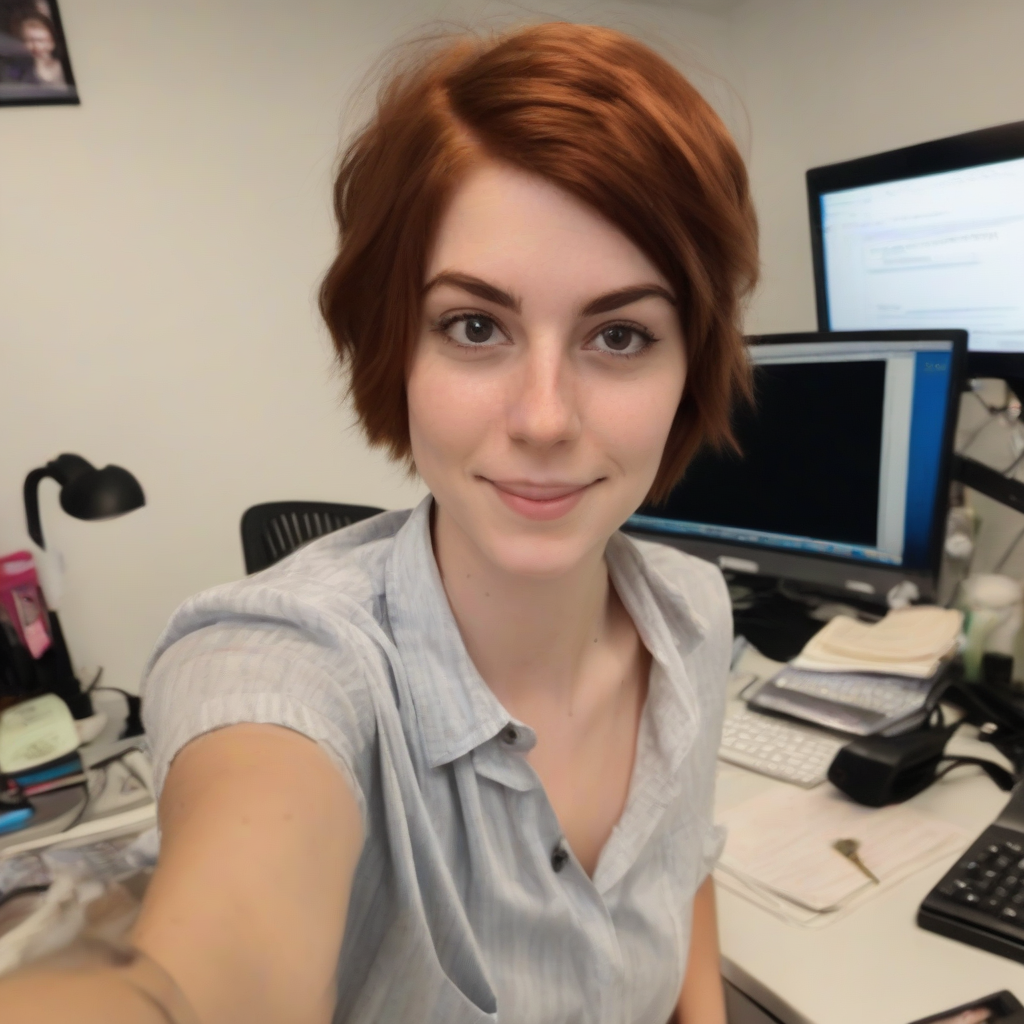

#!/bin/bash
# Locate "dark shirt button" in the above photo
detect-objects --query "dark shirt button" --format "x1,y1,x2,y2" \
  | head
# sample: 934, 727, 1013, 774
500, 725, 520, 745
551, 844, 569, 873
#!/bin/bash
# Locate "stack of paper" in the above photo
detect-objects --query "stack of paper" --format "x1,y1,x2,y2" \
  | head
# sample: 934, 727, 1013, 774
715, 785, 969, 925
792, 606, 963, 678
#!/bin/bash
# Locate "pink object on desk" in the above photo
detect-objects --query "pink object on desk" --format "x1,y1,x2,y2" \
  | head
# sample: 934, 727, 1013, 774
0, 551, 52, 658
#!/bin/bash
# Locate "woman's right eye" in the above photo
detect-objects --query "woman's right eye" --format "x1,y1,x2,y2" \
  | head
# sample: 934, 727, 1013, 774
437, 314, 504, 347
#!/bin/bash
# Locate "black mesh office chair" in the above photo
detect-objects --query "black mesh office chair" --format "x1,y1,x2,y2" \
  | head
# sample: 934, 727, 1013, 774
240, 501, 384, 574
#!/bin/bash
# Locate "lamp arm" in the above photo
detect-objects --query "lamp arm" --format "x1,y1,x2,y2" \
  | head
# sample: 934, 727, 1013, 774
23, 466, 55, 549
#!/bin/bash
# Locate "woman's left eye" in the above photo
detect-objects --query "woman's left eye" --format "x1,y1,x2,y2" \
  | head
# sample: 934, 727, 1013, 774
587, 324, 656, 357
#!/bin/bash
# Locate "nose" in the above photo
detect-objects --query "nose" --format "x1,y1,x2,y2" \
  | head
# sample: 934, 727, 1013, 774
506, 337, 582, 449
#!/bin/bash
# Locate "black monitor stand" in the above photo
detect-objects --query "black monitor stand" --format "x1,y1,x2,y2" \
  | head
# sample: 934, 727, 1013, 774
728, 573, 883, 663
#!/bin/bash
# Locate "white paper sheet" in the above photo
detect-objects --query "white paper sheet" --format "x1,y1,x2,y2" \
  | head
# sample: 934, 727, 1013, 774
718, 785, 970, 913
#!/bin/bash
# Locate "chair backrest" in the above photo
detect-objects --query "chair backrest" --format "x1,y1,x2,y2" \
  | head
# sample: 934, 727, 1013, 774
240, 501, 384, 574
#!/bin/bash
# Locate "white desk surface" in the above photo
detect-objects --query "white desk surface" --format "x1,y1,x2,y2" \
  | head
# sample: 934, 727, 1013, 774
716, 720, 1024, 1024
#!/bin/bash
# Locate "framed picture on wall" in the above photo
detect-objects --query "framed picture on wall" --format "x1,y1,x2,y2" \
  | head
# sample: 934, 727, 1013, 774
0, 0, 78, 107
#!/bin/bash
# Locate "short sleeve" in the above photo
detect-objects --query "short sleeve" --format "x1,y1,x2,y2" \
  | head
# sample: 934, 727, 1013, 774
700, 822, 727, 881
141, 590, 382, 824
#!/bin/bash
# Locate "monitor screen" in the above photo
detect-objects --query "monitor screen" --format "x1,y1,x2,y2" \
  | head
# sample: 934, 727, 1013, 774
820, 158, 1024, 354
628, 333, 964, 598
807, 120, 1024, 378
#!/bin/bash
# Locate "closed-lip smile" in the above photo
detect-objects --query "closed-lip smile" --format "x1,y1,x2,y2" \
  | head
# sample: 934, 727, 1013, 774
483, 478, 598, 521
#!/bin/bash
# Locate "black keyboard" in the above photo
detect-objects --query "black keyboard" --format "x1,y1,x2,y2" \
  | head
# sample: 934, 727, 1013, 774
919, 823, 1024, 963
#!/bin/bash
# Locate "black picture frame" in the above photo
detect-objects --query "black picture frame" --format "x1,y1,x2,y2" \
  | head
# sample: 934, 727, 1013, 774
0, 0, 78, 107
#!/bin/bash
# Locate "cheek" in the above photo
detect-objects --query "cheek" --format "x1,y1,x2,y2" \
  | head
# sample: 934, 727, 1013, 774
406, 352, 499, 469
589, 367, 686, 476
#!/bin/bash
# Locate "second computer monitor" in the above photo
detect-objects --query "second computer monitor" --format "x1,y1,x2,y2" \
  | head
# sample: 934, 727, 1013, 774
628, 331, 966, 603
807, 119, 1024, 381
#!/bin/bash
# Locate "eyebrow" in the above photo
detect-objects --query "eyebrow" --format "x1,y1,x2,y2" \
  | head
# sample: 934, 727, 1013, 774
580, 285, 676, 316
424, 272, 521, 313
423, 273, 676, 318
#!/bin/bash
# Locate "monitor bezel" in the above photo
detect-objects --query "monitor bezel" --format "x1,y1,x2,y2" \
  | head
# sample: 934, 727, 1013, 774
806, 119, 1024, 380
627, 330, 968, 604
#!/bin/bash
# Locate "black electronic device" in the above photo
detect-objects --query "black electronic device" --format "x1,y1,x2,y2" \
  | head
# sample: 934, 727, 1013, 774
808, 119, 1024, 386
828, 723, 960, 806
629, 331, 966, 615
908, 991, 1024, 1024
919, 783, 1024, 964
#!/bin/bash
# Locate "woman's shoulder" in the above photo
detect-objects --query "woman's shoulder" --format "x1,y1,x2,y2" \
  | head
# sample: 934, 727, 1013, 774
154, 508, 412, 660
141, 509, 415, 806
614, 531, 730, 621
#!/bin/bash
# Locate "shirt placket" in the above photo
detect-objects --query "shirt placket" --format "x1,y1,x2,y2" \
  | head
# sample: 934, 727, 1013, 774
473, 724, 631, 1024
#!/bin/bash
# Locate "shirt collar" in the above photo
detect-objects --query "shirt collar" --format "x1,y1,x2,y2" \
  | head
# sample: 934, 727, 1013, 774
384, 498, 710, 772
384, 498, 516, 769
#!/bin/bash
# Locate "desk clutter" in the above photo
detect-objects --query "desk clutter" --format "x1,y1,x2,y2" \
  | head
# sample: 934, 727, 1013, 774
715, 784, 969, 926
0, 690, 156, 976
719, 608, 966, 790
718, 611, 1024, 969
746, 606, 963, 738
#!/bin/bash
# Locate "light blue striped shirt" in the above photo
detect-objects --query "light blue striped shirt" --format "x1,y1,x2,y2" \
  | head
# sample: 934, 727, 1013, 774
142, 497, 731, 1024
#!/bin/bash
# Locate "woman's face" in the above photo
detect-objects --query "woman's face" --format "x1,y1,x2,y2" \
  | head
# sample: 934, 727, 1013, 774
21, 20, 55, 60
407, 161, 687, 578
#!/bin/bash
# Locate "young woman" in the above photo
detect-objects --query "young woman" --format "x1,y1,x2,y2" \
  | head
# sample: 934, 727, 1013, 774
1, 22, 757, 1024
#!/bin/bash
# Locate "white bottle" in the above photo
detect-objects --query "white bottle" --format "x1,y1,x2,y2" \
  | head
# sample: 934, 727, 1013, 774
959, 573, 1024, 682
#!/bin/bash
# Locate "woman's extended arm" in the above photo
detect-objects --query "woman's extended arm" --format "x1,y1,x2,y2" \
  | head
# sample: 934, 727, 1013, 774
676, 875, 727, 1024
0, 723, 364, 1024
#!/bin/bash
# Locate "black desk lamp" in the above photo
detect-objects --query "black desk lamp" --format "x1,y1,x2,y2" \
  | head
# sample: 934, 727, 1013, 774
16, 454, 146, 718
24, 454, 144, 550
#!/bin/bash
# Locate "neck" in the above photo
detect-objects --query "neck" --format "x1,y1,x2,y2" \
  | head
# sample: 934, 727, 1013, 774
432, 504, 613, 708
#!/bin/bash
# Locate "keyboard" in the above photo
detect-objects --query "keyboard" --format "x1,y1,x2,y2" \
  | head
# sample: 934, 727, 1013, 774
718, 708, 846, 787
919, 822, 1024, 964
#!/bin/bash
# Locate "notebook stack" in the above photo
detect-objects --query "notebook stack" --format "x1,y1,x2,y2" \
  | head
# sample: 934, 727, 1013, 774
748, 607, 964, 736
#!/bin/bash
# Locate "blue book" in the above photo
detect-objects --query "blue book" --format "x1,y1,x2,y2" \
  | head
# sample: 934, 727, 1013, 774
0, 806, 34, 834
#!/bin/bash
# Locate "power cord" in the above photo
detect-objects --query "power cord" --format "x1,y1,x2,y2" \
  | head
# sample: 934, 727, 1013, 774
85, 669, 144, 738
932, 755, 1015, 791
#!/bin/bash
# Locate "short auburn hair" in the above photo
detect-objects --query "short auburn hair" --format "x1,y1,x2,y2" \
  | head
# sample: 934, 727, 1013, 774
320, 22, 758, 502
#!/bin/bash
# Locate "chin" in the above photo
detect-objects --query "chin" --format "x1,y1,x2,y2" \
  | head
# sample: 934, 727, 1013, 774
477, 527, 600, 579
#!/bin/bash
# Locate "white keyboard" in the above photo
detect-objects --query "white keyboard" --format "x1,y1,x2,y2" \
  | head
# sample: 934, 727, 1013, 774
772, 669, 928, 718
718, 708, 846, 787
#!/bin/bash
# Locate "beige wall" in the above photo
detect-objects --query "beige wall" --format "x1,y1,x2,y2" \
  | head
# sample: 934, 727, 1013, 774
0, 0, 731, 694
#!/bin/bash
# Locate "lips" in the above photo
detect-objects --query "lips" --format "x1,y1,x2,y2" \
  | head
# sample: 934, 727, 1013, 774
484, 478, 596, 521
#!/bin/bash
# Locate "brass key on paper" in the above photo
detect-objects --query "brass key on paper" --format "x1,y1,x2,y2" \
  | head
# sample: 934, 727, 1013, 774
833, 838, 879, 884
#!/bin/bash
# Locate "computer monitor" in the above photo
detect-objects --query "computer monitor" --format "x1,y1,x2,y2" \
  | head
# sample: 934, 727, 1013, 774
807, 120, 1024, 383
627, 331, 966, 604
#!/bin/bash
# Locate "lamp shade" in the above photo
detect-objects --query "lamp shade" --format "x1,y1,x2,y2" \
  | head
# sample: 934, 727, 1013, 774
24, 454, 146, 549
60, 464, 145, 522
